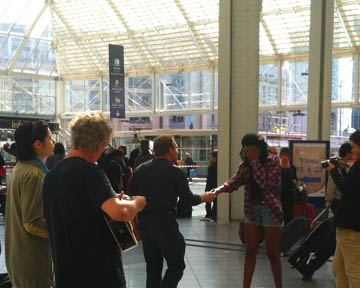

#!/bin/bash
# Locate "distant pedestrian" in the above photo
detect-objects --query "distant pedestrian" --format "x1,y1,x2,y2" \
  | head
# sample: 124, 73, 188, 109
46, 142, 66, 170
184, 153, 194, 181
201, 151, 218, 222
279, 147, 297, 224
134, 139, 153, 169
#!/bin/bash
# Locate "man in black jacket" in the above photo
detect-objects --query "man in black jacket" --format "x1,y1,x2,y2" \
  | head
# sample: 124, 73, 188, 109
327, 129, 360, 288
201, 151, 218, 222
128, 136, 215, 288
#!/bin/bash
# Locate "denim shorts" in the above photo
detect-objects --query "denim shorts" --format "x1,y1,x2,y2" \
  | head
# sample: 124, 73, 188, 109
245, 204, 282, 227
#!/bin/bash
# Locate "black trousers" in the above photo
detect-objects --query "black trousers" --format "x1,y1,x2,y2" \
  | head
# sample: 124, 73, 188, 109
282, 202, 294, 225
205, 198, 217, 220
140, 221, 186, 288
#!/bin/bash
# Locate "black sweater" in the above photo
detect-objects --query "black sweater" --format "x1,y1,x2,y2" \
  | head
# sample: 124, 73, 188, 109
128, 158, 201, 221
205, 161, 217, 191
331, 159, 360, 232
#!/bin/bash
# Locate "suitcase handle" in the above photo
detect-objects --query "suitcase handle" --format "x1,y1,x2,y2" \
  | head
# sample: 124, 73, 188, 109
311, 207, 329, 228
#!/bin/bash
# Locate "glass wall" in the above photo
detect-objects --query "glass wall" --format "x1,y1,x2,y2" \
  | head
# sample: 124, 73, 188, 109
259, 64, 278, 105
0, 75, 55, 115
126, 76, 152, 112
281, 61, 309, 105
330, 108, 360, 148
189, 70, 211, 109
332, 57, 355, 103
65, 80, 101, 113
179, 136, 213, 162
157, 72, 188, 110
259, 110, 307, 147
62, 56, 360, 153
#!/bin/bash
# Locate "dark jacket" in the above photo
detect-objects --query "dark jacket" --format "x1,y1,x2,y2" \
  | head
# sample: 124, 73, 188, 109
331, 158, 360, 232
46, 153, 65, 170
129, 148, 140, 169
128, 158, 201, 222
205, 161, 217, 191
134, 152, 153, 169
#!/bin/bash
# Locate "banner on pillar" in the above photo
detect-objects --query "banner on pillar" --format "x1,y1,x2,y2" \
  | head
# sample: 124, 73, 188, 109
109, 44, 125, 119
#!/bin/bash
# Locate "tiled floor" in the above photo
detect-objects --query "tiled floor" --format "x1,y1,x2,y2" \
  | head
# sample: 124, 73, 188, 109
0, 179, 336, 287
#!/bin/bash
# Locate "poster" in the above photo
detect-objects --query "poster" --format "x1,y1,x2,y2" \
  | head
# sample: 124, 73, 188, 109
109, 44, 125, 119
289, 141, 330, 198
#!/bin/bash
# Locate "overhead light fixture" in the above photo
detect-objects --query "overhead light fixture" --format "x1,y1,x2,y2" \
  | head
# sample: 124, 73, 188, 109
292, 110, 306, 116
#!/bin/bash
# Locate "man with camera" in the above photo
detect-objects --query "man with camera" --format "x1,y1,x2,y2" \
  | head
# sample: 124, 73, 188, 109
327, 130, 360, 287
325, 142, 354, 214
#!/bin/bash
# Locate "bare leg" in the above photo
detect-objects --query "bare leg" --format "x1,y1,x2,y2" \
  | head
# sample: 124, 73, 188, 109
264, 226, 282, 288
243, 223, 262, 288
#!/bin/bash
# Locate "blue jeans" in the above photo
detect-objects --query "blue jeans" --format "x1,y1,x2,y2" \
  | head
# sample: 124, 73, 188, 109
245, 204, 282, 227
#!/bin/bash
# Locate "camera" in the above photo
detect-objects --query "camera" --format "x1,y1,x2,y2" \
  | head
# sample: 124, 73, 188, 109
321, 156, 340, 169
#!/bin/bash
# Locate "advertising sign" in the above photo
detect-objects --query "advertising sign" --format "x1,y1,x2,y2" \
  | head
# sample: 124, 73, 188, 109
289, 141, 330, 199
109, 44, 125, 119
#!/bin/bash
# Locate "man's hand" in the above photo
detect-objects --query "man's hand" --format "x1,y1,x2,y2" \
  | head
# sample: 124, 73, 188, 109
118, 191, 131, 200
131, 196, 147, 212
326, 162, 335, 172
326, 201, 332, 208
201, 192, 216, 203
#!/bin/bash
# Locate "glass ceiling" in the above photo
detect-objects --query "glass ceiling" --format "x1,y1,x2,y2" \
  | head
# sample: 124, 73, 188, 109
1, 0, 360, 80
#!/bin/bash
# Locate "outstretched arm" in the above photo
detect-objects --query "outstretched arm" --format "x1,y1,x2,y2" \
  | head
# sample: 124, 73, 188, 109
213, 162, 249, 195
101, 196, 146, 222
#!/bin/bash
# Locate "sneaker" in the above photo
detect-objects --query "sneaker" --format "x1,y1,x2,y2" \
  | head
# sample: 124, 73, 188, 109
200, 217, 211, 222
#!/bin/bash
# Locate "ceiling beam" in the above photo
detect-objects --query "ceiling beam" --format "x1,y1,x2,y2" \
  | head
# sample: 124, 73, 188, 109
7, 2, 48, 73
105, 0, 154, 74
173, 0, 213, 66
51, 4, 104, 76
335, 0, 358, 54
260, 14, 280, 59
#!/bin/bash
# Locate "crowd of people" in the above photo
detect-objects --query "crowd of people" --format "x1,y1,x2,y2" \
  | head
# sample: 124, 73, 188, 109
1, 110, 360, 288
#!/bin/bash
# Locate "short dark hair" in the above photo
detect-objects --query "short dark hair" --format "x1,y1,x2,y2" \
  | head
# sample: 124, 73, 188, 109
241, 133, 269, 164
54, 142, 65, 155
108, 149, 123, 161
15, 121, 49, 161
339, 142, 352, 158
350, 129, 360, 147
210, 150, 217, 158
154, 136, 175, 156
140, 139, 149, 153
280, 147, 291, 157
118, 145, 127, 154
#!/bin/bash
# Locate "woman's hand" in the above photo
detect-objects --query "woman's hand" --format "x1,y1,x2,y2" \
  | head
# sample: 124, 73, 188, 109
243, 146, 260, 161
211, 185, 229, 196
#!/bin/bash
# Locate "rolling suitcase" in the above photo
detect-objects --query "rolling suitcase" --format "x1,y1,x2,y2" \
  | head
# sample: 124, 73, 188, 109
0, 273, 11, 288
288, 216, 336, 279
279, 216, 311, 254
293, 203, 316, 221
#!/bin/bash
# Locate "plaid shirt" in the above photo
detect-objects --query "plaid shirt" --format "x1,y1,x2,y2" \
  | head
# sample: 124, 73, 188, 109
224, 154, 283, 223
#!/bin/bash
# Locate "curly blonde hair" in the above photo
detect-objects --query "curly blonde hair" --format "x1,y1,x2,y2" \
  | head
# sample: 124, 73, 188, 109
69, 111, 113, 152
